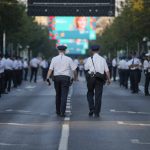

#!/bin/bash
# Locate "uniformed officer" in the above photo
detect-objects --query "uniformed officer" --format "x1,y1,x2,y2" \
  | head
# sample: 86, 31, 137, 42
4, 55, 13, 92
0, 54, 5, 97
30, 57, 40, 83
112, 57, 117, 81
23, 58, 29, 81
84, 45, 111, 117
128, 52, 141, 93
143, 53, 150, 96
46, 45, 77, 117
40, 58, 48, 81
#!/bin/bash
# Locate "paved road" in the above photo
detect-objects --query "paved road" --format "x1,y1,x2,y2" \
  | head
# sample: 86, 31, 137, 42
0, 78, 149, 150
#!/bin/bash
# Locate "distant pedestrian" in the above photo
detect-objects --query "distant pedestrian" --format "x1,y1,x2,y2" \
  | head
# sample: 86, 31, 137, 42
0, 54, 5, 97
128, 52, 141, 93
4, 55, 13, 92
112, 57, 117, 81
46, 45, 77, 117
40, 58, 48, 81
23, 58, 29, 81
30, 57, 40, 83
84, 45, 111, 117
143, 53, 150, 96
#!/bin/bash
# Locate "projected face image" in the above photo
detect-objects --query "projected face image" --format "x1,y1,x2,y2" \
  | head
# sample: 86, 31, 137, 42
74, 17, 87, 32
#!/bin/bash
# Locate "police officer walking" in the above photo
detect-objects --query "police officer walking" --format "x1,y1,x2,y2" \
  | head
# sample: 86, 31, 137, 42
30, 57, 40, 83
143, 53, 150, 96
46, 45, 77, 117
84, 45, 111, 117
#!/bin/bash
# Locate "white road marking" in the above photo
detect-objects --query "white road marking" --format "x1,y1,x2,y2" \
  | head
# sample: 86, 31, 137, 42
0, 143, 28, 146
117, 121, 150, 127
110, 109, 150, 115
131, 139, 150, 145
25, 85, 36, 89
5, 109, 13, 112
58, 124, 69, 150
64, 117, 70, 121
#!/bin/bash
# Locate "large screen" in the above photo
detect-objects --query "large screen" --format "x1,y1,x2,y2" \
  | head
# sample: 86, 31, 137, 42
48, 16, 97, 55
49, 16, 96, 40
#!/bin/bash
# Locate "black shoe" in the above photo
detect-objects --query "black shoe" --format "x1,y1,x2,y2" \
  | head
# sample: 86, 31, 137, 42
145, 93, 150, 96
60, 113, 65, 117
88, 111, 94, 116
56, 112, 61, 116
94, 114, 100, 118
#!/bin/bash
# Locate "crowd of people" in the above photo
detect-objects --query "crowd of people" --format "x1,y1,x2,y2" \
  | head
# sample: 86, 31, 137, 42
0, 54, 49, 98
106, 52, 150, 96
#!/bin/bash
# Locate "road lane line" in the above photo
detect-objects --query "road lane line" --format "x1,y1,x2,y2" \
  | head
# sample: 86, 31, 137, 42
58, 124, 69, 150
0, 143, 28, 146
117, 121, 150, 127
131, 139, 150, 145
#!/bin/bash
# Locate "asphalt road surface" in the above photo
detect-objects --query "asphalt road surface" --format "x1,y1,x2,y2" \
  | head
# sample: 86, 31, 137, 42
0, 77, 149, 150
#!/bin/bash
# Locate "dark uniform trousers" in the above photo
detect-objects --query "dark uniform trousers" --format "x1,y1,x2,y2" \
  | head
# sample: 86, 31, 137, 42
5, 70, 13, 92
54, 75, 70, 115
24, 68, 28, 81
0, 73, 3, 97
144, 72, 150, 95
130, 69, 139, 93
30, 67, 38, 82
112, 66, 117, 81
87, 77, 104, 115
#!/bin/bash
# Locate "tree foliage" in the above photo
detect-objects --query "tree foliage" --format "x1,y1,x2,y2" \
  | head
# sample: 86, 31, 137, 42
96, 0, 150, 57
0, 0, 55, 58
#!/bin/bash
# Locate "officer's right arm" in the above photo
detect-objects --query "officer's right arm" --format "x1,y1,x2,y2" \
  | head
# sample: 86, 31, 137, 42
70, 59, 78, 81
46, 59, 54, 85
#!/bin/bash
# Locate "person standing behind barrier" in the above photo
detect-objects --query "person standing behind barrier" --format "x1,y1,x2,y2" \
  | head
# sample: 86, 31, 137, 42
143, 53, 150, 96
0, 54, 5, 97
112, 57, 117, 81
4, 55, 13, 93
30, 57, 40, 83
23, 58, 29, 81
128, 52, 141, 93
84, 45, 111, 117
46, 45, 77, 117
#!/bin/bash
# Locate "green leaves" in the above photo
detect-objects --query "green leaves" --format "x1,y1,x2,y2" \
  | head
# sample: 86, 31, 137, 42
97, 0, 150, 56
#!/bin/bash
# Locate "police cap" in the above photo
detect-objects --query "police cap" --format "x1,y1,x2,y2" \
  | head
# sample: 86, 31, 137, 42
90, 45, 100, 51
57, 45, 67, 51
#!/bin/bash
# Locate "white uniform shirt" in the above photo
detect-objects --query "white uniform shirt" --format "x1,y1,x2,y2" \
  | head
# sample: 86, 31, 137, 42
18, 60, 23, 69
0, 59, 5, 73
118, 59, 127, 69
112, 58, 117, 67
30, 58, 40, 68
74, 59, 79, 67
84, 53, 109, 74
13, 60, 19, 70
5, 58, 13, 70
49, 54, 77, 77
128, 58, 141, 70
143, 60, 150, 72
40, 60, 48, 69
23, 60, 28, 68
